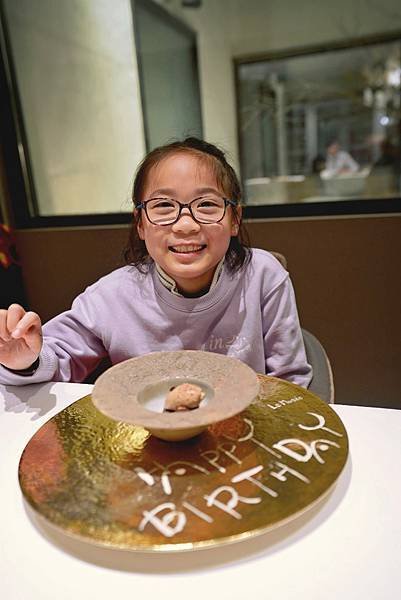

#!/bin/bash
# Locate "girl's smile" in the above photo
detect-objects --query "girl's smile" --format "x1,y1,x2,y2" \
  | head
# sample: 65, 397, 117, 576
168, 243, 207, 254
137, 153, 240, 295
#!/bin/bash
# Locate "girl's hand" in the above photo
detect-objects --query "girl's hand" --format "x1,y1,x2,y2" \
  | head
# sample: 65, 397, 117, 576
0, 304, 43, 370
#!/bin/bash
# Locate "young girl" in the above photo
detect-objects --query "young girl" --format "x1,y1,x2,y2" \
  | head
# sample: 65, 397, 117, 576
0, 138, 312, 387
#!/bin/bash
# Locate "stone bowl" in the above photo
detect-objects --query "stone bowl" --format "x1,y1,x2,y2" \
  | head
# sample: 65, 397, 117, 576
91, 350, 260, 441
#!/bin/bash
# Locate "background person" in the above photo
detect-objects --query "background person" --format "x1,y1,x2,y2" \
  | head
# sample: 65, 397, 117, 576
324, 139, 359, 177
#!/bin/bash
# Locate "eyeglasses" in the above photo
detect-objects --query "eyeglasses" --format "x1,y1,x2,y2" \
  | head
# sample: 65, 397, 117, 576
136, 196, 237, 225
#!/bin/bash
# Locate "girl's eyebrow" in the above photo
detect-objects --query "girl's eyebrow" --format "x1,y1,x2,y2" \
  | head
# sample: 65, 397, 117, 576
194, 187, 221, 195
149, 186, 221, 197
148, 188, 175, 197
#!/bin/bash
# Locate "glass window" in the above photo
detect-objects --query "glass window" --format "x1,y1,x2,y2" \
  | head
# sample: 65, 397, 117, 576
2, 0, 145, 217
237, 40, 401, 206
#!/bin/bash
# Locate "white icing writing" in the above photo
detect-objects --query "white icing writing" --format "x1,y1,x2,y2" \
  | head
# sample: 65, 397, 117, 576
231, 465, 278, 497
298, 412, 343, 437
139, 502, 186, 538
204, 485, 261, 519
273, 438, 341, 464
133, 411, 343, 538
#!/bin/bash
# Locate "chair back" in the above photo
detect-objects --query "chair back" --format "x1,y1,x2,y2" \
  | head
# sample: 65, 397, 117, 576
302, 328, 335, 404
269, 250, 335, 404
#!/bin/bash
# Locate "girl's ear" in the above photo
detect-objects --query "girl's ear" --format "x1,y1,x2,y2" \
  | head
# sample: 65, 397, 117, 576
231, 205, 242, 236
135, 209, 145, 240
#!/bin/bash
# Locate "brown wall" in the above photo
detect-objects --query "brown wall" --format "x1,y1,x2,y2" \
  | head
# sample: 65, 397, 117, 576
15, 215, 401, 409
247, 216, 401, 410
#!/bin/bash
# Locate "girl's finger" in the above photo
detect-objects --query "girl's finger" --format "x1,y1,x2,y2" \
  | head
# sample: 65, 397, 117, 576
24, 326, 43, 355
6, 304, 26, 334
11, 311, 42, 339
0, 309, 12, 341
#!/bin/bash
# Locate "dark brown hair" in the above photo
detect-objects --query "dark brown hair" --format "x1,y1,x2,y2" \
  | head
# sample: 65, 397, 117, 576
124, 137, 251, 271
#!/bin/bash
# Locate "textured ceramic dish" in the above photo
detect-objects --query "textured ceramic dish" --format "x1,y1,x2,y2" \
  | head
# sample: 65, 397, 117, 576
92, 351, 260, 441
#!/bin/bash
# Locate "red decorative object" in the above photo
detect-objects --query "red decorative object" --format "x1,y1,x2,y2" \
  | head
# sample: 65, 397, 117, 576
0, 224, 20, 269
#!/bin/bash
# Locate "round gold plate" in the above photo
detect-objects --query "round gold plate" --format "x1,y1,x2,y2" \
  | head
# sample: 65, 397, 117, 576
19, 376, 348, 552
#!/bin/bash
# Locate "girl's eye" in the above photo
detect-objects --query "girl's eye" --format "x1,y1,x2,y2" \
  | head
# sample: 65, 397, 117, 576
197, 197, 221, 208
151, 199, 176, 210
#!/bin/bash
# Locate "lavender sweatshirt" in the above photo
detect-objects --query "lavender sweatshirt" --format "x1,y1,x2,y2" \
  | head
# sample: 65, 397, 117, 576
0, 249, 312, 387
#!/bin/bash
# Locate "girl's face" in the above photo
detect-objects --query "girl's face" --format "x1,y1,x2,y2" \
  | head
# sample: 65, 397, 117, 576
137, 152, 240, 295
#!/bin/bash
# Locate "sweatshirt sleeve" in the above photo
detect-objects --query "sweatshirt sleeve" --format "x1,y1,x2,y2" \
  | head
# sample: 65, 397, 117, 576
262, 275, 312, 388
0, 290, 107, 386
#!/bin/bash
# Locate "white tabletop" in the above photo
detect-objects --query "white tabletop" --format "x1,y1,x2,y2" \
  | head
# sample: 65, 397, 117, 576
1, 382, 400, 600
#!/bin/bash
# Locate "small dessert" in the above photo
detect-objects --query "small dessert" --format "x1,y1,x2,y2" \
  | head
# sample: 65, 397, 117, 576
164, 383, 205, 412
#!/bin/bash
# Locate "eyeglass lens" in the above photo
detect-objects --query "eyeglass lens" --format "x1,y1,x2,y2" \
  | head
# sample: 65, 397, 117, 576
146, 197, 227, 224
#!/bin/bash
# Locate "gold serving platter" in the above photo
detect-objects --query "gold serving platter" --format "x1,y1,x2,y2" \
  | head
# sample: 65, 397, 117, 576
19, 375, 348, 552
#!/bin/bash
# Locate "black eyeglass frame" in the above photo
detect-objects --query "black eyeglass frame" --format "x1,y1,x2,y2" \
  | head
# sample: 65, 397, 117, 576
136, 197, 238, 225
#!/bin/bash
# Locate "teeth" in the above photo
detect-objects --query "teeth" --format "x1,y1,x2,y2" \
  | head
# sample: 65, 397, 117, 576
171, 245, 204, 253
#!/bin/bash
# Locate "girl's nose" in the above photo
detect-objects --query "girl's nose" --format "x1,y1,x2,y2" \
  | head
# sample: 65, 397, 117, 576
171, 209, 200, 233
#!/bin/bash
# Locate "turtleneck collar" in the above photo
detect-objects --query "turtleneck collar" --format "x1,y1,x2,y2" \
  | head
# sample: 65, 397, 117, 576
155, 257, 225, 298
